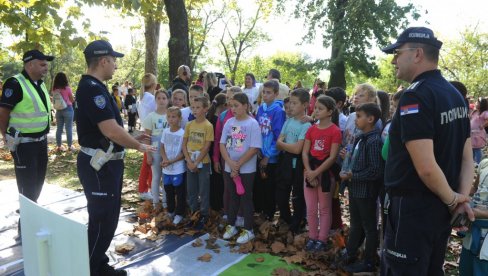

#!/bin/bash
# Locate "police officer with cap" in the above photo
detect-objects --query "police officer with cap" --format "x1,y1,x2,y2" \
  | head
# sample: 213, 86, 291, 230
0, 50, 54, 225
381, 27, 474, 275
76, 40, 154, 276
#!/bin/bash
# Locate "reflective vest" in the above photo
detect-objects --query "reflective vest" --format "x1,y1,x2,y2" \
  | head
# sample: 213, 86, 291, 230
9, 73, 51, 133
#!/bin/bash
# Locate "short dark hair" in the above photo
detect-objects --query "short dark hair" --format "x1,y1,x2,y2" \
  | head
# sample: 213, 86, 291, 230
283, 96, 290, 104
128, 88, 134, 94
290, 88, 310, 104
409, 43, 440, 63
324, 87, 346, 105
263, 80, 279, 93
268, 69, 281, 81
356, 103, 381, 124
189, 84, 204, 93
86, 56, 103, 68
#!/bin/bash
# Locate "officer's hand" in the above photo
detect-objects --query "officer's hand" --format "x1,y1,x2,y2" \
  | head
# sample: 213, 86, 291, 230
339, 148, 347, 160
135, 133, 151, 143
138, 144, 156, 153
147, 155, 153, 165
451, 196, 475, 222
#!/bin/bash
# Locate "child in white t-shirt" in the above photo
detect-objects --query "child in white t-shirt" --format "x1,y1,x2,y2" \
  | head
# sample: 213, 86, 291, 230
161, 107, 187, 225
143, 90, 169, 208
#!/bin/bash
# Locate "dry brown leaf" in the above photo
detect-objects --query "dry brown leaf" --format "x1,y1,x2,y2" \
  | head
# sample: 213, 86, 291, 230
271, 241, 286, 254
259, 220, 273, 240
282, 252, 305, 265
115, 242, 135, 255
197, 253, 212, 262
238, 242, 254, 253
254, 241, 269, 253
255, 257, 265, 263
272, 267, 290, 276
192, 238, 203, 247
293, 233, 307, 249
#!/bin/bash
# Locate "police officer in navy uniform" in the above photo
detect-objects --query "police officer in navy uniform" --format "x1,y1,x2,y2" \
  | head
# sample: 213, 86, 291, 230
0, 50, 54, 230
76, 40, 153, 276
381, 27, 474, 275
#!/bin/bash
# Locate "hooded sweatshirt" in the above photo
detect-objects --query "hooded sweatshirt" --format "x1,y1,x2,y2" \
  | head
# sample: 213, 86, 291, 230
256, 100, 286, 164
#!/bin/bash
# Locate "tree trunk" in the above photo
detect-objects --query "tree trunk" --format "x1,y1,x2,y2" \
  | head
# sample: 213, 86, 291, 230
328, 0, 347, 89
165, 0, 190, 84
144, 15, 160, 76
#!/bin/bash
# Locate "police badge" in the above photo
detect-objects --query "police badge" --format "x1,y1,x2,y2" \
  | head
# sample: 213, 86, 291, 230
94, 95, 106, 109
4, 88, 13, 98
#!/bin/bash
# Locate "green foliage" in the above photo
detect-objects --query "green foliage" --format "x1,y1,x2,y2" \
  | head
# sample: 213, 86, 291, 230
0, 0, 89, 53
232, 52, 322, 88
219, 0, 271, 82
277, 0, 419, 88
440, 28, 488, 98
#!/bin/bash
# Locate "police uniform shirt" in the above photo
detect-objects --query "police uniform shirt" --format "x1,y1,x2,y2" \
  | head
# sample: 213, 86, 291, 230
385, 70, 470, 192
75, 75, 124, 152
0, 70, 50, 138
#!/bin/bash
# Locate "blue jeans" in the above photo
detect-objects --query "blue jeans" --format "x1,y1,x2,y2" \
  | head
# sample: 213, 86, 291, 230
55, 106, 74, 147
473, 148, 483, 164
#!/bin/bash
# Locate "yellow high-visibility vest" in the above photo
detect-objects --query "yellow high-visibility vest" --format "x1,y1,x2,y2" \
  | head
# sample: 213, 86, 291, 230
9, 73, 51, 133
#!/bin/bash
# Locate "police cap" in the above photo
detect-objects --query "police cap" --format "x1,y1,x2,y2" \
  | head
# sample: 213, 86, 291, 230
23, 50, 54, 63
84, 40, 124, 59
382, 27, 443, 54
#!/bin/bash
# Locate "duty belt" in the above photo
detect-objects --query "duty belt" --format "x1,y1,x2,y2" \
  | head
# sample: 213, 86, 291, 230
80, 147, 125, 160
19, 135, 46, 143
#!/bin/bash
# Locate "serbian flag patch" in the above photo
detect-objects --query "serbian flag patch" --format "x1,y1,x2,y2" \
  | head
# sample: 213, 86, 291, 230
400, 104, 419, 116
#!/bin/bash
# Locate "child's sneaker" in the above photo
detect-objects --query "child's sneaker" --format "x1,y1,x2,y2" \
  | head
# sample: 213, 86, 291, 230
313, 240, 329, 252
236, 229, 255, 244
305, 239, 316, 251
223, 225, 238, 240
235, 216, 245, 227
173, 215, 183, 225
139, 192, 152, 200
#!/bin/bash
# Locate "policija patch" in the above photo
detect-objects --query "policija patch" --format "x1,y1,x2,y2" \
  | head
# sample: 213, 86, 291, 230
94, 95, 106, 109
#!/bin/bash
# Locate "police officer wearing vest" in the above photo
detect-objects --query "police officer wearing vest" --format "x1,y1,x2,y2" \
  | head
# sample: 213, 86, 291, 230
76, 40, 153, 276
0, 50, 53, 211
381, 27, 474, 275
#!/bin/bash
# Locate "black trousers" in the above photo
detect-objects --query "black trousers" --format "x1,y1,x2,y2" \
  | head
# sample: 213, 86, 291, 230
127, 113, 137, 128
77, 153, 124, 276
381, 192, 451, 276
224, 172, 255, 230
164, 175, 186, 216
276, 153, 305, 229
347, 195, 379, 263
12, 139, 48, 202
209, 162, 224, 211
253, 162, 278, 219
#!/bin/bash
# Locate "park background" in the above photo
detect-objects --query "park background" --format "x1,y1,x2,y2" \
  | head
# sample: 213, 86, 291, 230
0, 0, 487, 97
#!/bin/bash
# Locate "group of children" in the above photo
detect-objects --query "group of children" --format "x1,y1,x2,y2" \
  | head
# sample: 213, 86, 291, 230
134, 71, 396, 273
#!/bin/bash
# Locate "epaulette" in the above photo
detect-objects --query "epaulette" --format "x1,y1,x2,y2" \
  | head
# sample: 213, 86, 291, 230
404, 79, 425, 93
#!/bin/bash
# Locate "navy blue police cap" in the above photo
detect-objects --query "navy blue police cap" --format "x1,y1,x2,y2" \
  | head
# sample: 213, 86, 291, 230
84, 40, 124, 58
23, 50, 54, 63
382, 27, 443, 54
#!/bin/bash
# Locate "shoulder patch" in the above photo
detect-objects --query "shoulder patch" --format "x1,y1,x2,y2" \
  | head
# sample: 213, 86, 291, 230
4, 88, 13, 98
94, 95, 106, 109
90, 80, 98, 86
400, 104, 419, 116
404, 80, 425, 93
